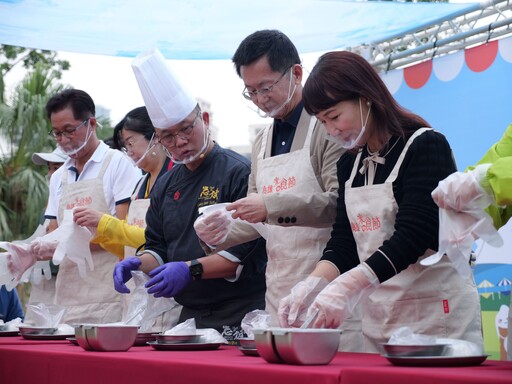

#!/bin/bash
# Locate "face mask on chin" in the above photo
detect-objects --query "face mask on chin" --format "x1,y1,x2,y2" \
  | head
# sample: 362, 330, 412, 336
325, 98, 372, 150
253, 68, 297, 119
124, 133, 157, 168
59, 122, 93, 157
164, 127, 210, 165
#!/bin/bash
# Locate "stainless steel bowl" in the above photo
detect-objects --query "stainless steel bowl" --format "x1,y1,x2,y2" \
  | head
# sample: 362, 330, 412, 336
238, 337, 256, 349
74, 325, 138, 352
134, 332, 156, 346
382, 343, 447, 357
19, 326, 57, 336
253, 329, 283, 364
74, 325, 94, 351
273, 328, 341, 365
254, 328, 341, 365
154, 333, 200, 344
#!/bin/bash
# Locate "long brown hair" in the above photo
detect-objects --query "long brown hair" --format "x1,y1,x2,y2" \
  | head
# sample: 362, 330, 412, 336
303, 51, 430, 146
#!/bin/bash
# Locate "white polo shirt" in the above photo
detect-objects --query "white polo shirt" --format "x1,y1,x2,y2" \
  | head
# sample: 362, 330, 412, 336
45, 141, 142, 219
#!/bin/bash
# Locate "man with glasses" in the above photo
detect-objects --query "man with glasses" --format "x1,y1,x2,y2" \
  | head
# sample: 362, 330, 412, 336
194, 29, 344, 325
40, 89, 141, 324
113, 49, 266, 342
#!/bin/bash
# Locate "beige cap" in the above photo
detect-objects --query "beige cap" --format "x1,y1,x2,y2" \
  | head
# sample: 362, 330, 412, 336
32, 147, 68, 165
132, 48, 197, 129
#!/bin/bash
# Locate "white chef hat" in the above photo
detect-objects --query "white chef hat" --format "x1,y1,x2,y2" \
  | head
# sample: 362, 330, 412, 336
132, 48, 197, 129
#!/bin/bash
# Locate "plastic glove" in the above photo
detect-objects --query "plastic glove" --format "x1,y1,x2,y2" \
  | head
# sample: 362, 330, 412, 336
145, 262, 191, 298
194, 208, 233, 246
422, 208, 503, 279
432, 165, 493, 212
50, 210, 93, 278
29, 261, 52, 285
2, 242, 37, 282
30, 238, 58, 260
277, 276, 329, 327
307, 263, 379, 329
113, 257, 142, 293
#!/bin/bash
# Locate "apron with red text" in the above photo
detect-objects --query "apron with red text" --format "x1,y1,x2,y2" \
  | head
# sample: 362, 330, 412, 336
123, 176, 182, 332
55, 152, 123, 324
256, 112, 332, 325
344, 128, 482, 353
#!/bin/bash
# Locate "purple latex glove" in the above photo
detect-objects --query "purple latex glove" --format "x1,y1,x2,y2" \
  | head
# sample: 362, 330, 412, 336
113, 257, 142, 294
145, 262, 191, 298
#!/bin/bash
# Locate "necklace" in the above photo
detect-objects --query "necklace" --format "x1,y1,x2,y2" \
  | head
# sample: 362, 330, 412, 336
359, 137, 401, 185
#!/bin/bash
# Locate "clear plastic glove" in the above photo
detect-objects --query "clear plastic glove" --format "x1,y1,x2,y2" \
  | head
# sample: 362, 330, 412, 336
49, 209, 93, 278
113, 257, 142, 293
29, 260, 52, 285
278, 275, 329, 327
145, 262, 191, 298
1, 242, 37, 282
422, 208, 503, 278
30, 238, 58, 260
432, 165, 493, 212
307, 263, 379, 329
194, 204, 234, 246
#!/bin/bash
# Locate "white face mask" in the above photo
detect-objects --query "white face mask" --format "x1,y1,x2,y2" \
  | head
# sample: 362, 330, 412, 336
253, 68, 297, 119
59, 121, 93, 156
325, 98, 371, 149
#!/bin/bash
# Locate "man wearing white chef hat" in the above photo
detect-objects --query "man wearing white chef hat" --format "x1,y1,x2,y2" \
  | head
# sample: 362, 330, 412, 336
113, 48, 267, 341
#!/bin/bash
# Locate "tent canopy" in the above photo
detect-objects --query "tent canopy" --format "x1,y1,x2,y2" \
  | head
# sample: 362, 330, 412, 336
0, 0, 479, 60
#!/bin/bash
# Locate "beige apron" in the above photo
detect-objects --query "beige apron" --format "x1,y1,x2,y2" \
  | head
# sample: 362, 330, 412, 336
123, 176, 182, 332
124, 176, 151, 257
344, 128, 483, 353
256, 112, 332, 325
55, 152, 123, 324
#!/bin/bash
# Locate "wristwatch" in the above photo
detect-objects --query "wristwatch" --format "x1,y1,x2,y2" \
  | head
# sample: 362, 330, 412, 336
189, 259, 203, 280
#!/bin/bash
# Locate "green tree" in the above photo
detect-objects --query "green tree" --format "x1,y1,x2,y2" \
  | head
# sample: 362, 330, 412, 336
0, 63, 65, 240
0, 45, 70, 104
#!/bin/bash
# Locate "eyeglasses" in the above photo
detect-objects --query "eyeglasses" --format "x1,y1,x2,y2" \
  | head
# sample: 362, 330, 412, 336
242, 68, 291, 100
49, 118, 90, 140
157, 110, 202, 148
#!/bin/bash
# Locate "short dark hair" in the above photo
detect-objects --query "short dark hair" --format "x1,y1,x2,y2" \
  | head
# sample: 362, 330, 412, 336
232, 29, 300, 77
112, 106, 155, 150
45, 89, 95, 121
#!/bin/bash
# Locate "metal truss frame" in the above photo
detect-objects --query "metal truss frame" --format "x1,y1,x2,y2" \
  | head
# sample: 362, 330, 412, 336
349, 0, 512, 72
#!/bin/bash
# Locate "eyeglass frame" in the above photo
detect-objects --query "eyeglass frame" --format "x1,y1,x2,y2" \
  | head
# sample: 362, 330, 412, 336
242, 67, 292, 101
120, 134, 152, 153
48, 117, 91, 140
156, 109, 202, 148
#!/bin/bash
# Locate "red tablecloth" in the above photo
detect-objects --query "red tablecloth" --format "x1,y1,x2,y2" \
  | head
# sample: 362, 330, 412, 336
1, 336, 511, 384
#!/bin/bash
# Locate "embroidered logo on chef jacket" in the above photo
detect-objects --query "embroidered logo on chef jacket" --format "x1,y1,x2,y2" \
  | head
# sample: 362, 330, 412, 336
221, 325, 245, 344
66, 195, 93, 210
262, 175, 297, 194
197, 185, 219, 207
350, 214, 382, 232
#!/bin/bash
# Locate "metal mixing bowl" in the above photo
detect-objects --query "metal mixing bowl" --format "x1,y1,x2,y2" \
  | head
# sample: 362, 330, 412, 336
74, 325, 138, 352
19, 326, 57, 336
238, 337, 256, 349
254, 328, 341, 365
382, 343, 447, 357
154, 333, 201, 344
